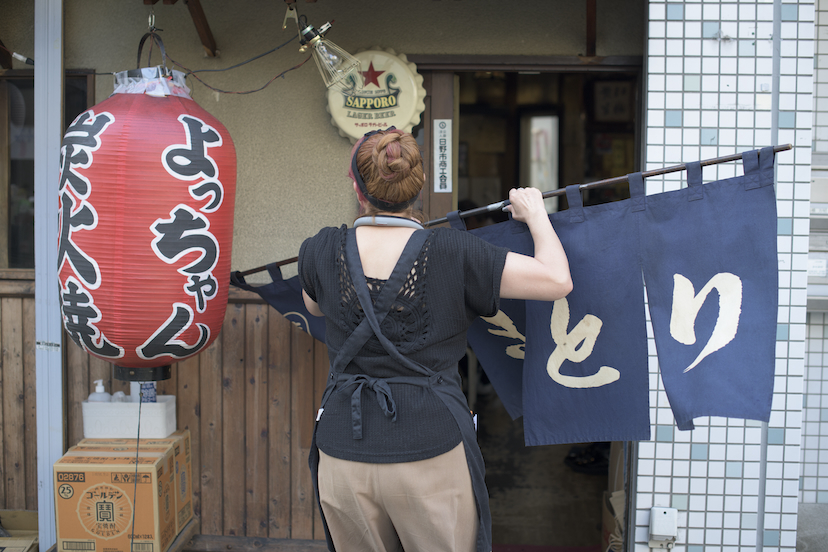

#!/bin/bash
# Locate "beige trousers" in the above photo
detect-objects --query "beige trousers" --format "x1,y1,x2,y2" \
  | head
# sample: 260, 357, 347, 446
318, 443, 478, 552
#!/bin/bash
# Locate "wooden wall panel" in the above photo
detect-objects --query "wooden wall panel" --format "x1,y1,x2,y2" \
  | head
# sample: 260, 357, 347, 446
244, 303, 269, 537
5, 280, 328, 541
22, 298, 36, 509
199, 338, 224, 536
221, 303, 247, 537
176, 355, 201, 524
289, 326, 316, 540
2, 297, 24, 509
267, 314, 292, 538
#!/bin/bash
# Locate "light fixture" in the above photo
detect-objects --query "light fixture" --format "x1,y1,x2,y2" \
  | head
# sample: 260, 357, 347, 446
296, 16, 362, 93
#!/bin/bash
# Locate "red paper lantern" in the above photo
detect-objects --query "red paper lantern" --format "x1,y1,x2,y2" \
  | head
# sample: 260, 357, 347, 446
58, 68, 236, 378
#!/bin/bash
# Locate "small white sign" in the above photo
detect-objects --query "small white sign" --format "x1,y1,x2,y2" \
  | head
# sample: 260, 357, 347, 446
809, 257, 827, 278
433, 119, 452, 193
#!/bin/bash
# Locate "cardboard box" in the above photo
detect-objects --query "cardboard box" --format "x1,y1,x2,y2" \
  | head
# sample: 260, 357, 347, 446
0, 510, 38, 552
76, 430, 193, 534
54, 448, 176, 552
81, 395, 176, 439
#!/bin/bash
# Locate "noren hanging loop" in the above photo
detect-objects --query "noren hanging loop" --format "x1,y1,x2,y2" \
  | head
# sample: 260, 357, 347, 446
137, 31, 169, 75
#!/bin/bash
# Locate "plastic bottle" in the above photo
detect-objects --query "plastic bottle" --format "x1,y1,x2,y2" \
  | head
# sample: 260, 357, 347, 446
111, 391, 127, 402
130, 381, 141, 402
87, 379, 111, 402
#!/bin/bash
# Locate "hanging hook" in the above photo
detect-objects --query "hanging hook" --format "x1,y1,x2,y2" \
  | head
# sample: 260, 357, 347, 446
283, 4, 299, 31
147, 8, 163, 33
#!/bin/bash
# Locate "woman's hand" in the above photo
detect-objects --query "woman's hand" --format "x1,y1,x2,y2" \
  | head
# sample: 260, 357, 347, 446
500, 187, 573, 302
505, 187, 548, 225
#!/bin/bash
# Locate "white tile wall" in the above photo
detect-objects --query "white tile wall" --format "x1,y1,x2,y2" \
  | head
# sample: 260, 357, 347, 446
640, 2, 812, 552
802, 313, 828, 504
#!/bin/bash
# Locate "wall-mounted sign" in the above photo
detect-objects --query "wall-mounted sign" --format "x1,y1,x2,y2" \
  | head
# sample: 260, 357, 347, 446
327, 48, 426, 143
433, 119, 452, 194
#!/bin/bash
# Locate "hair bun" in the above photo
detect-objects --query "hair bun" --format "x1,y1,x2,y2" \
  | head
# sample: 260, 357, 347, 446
374, 133, 412, 183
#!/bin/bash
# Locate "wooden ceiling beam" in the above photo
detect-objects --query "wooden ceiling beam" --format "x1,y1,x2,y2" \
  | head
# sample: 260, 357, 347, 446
586, 0, 597, 57
0, 38, 14, 70
184, 0, 217, 57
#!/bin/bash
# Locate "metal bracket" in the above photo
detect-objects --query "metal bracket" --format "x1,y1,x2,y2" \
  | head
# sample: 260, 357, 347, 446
283, 5, 298, 30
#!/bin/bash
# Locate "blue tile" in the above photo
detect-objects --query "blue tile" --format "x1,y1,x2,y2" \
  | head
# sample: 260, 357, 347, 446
691, 444, 708, 460
777, 324, 789, 341
767, 428, 785, 445
665, 110, 683, 127
777, 218, 792, 235
671, 494, 688, 510
703, 22, 720, 38
779, 111, 796, 129
821, 408, 828, 422
819, 491, 828, 504
780, 4, 798, 21
739, 40, 755, 57
656, 425, 674, 442
701, 128, 718, 145
726, 461, 742, 478
764, 530, 780, 547
684, 75, 700, 92
666, 4, 684, 20
800, 476, 805, 490
742, 513, 757, 529
687, 546, 703, 552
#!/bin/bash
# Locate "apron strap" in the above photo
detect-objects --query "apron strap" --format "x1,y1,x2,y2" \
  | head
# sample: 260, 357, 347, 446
324, 229, 434, 440
345, 229, 433, 376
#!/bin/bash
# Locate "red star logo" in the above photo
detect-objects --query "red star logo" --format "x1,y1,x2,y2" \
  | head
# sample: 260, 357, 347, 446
360, 62, 385, 88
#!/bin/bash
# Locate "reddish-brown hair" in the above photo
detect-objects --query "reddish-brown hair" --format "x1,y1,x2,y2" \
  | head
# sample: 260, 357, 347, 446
348, 129, 425, 220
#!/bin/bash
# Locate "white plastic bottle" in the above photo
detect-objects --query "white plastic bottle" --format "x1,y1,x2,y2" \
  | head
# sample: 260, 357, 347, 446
87, 379, 111, 402
111, 391, 127, 402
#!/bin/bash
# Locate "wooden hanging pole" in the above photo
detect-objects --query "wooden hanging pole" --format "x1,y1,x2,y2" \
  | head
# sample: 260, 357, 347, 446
237, 144, 792, 277
426, 143, 792, 227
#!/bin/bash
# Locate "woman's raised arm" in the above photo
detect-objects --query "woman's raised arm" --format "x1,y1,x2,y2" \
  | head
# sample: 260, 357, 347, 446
499, 187, 573, 301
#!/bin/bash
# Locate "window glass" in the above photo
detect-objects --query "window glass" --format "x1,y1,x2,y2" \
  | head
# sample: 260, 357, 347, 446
3, 74, 89, 268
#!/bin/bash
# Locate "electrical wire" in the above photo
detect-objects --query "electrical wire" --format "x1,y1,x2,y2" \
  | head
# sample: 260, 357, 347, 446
0, 42, 34, 65
166, 50, 313, 95
130, 393, 144, 552
2, 34, 310, 94
185, 35, 297, 74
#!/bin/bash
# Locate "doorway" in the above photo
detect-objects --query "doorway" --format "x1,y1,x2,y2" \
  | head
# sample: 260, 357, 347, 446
454, 68, 640, 549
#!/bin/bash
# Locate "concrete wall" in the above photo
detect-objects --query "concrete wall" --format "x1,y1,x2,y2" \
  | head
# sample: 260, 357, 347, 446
1, 0, 644, 279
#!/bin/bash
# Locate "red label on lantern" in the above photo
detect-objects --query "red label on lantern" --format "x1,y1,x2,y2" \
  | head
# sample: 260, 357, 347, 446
58, 92, 236, 368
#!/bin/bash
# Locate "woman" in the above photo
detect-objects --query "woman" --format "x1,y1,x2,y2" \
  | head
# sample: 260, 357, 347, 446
298, 127, 571, 552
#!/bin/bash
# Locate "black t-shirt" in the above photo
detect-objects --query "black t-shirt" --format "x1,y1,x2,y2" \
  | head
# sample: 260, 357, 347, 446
298, 225, 509, 463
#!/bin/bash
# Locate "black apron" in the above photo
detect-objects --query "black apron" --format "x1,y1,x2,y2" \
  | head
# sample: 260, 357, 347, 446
309, 228, 492, 552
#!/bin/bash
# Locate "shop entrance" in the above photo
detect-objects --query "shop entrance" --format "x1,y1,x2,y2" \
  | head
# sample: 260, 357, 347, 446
462, 70, 638, 550
411, 65, 642, 550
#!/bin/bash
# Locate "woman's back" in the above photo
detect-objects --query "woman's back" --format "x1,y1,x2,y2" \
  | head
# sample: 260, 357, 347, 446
354, 226, 417, 280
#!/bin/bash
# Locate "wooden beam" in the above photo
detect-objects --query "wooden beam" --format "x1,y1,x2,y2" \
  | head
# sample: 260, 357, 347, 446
586, 0, 597, 57
185, 0, 217, 57
0, 38, 14, 69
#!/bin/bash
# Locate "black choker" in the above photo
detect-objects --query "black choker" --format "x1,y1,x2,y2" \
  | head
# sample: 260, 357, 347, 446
354, 215, 424, 230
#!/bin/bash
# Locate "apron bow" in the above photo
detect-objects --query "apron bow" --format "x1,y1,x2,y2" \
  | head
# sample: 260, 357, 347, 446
347, 374, 397, 440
